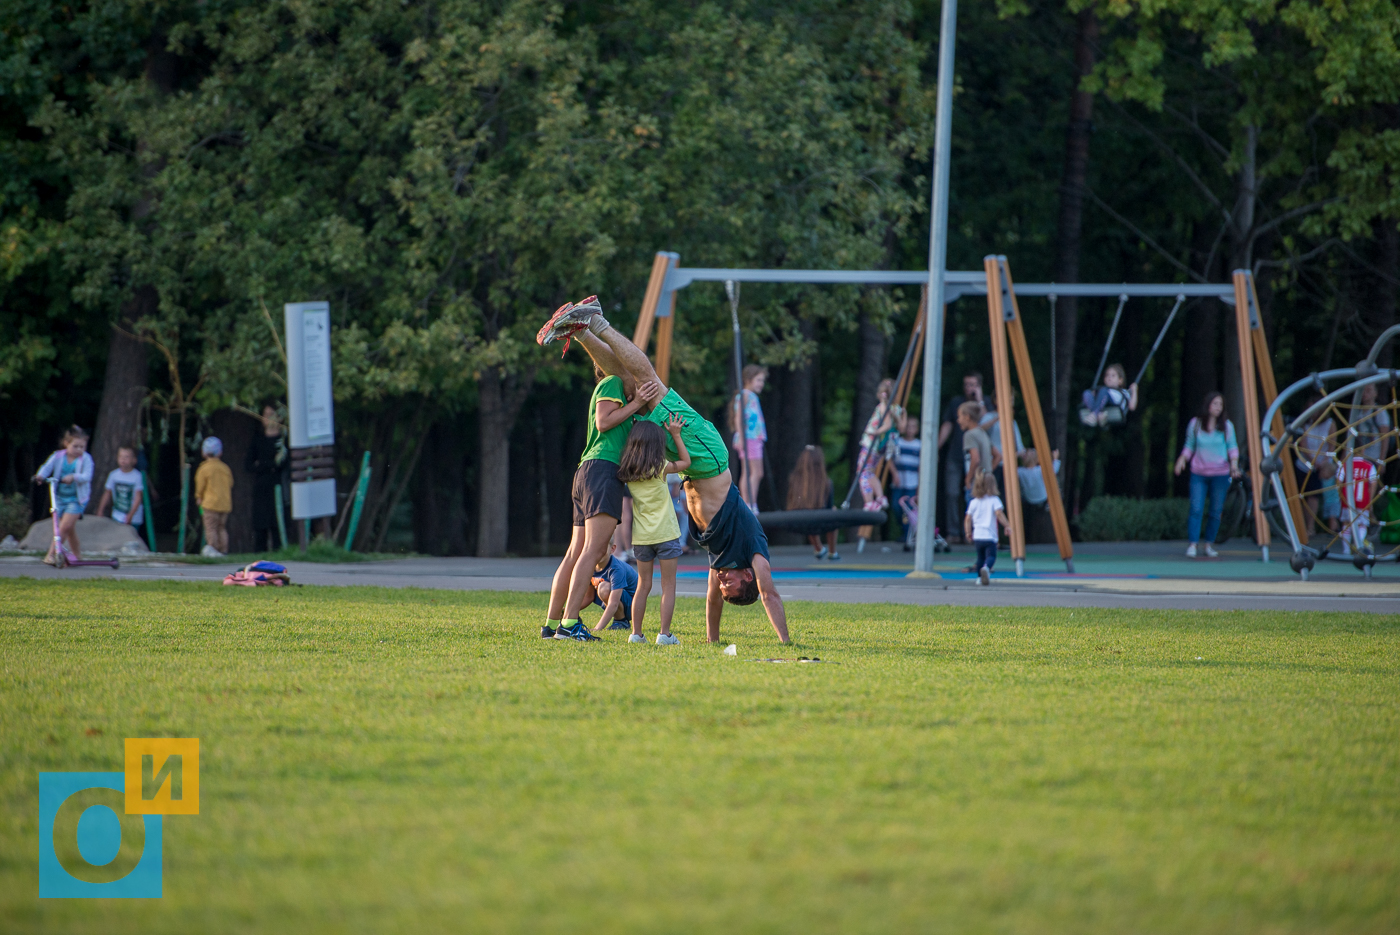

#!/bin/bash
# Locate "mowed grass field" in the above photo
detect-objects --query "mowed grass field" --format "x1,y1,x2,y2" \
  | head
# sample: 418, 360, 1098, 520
2, 579, 1398, 934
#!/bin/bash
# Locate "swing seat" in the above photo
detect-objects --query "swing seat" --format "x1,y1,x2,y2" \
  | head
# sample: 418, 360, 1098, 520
1078, 404, 1126, 428
758, 509, 887, 537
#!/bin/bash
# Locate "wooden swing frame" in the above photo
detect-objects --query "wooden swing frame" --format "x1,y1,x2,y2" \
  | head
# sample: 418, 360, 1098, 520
631, 250, 1248, 573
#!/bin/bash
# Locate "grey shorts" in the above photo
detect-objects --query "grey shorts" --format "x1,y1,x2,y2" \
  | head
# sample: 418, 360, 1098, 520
634, 538, 684, 562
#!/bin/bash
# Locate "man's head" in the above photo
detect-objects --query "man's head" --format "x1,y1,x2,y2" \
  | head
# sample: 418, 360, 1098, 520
717, 567, 759, 605
963, 372, 983, 400
117, 446, 137, 472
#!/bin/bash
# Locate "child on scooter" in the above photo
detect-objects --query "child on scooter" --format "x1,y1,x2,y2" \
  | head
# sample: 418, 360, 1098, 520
33, 426, 94, 565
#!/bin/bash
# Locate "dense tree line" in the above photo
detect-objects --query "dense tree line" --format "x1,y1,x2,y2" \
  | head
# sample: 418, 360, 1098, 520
2, 0, 1397, 554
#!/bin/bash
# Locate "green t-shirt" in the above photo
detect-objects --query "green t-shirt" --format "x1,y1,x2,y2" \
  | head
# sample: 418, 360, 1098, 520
580, 375, 631, 465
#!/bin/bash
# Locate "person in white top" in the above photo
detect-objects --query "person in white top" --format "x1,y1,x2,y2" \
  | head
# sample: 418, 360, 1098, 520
96, 445, 145, 526
963, 471, 1009, 586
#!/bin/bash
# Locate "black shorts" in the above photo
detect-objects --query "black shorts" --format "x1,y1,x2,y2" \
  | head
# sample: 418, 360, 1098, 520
572, 459, 626, 526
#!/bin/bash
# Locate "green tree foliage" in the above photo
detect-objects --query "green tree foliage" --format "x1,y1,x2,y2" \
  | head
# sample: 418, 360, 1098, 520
3, 0, 1398, 548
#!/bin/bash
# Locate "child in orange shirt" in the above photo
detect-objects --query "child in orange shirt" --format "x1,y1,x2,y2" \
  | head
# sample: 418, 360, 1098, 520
195, 437, 234, 556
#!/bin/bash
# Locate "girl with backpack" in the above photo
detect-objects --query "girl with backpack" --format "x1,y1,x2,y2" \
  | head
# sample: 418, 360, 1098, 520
1173, 391, 1241, 557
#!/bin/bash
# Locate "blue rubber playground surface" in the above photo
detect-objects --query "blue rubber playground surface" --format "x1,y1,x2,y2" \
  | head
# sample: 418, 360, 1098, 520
675, 539, 1400, 583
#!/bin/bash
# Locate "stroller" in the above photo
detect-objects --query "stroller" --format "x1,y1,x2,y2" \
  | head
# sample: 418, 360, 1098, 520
898, 493, 949, 553
44, 478, 118, 569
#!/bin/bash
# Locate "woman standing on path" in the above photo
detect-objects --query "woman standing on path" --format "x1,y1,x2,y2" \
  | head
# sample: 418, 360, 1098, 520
245, 402, 289, 552
730, 365, 768, 512
1173, 391, 1240, 558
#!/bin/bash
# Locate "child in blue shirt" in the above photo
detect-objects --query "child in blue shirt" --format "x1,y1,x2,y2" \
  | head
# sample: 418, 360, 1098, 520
589, 553, 639, 632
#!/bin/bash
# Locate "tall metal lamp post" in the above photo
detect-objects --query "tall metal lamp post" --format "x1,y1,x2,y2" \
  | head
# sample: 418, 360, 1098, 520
914, 0, 958, 575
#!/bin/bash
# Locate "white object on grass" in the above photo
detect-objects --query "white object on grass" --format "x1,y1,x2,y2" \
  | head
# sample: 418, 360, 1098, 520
657, 633, 679, 645
628, 634, 645, 643
723, 644, 737, 656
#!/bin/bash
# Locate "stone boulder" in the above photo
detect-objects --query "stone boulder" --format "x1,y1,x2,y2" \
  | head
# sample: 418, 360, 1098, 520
19, 516, 150, 554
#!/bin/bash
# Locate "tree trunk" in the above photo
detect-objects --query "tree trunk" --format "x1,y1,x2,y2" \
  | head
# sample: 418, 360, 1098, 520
771, 316, 817, 508
476, 369, 532, 556
1223, 124, 1258, 435
414, 422, 469, 555
90, 43, 178, 510
1051, 8, 1099, 461
209, 409, 258, 553
1371, 220, 1398, 370
89, 290, 154, 506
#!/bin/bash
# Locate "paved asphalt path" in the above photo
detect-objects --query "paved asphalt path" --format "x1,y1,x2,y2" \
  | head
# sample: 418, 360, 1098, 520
4, 546, 1398, 613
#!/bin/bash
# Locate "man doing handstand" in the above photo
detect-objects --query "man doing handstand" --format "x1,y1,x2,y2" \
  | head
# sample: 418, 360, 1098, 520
539, 297, 789, 644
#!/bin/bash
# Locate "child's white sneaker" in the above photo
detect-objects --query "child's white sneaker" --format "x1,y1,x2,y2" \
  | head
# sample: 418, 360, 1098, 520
1204, 544, 1219, 558
656, 633, 679, 645
628, 633, 645, 643
201, 544, 224, 558
1185, 543, 1197, 558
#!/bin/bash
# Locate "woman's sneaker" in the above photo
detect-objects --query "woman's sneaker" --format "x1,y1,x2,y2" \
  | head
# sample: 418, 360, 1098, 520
814, 546, 828, 560
535, 295, 602, 355
978, 566, 990, 586
828, 551, 841, 561
1204, 544, 1219, 558
628, 633, 646, 643
656, 633, 680, 645
1185, 543, 1198, 558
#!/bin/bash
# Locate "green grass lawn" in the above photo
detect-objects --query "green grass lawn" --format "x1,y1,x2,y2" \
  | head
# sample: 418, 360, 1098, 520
2, 579, 1398, 934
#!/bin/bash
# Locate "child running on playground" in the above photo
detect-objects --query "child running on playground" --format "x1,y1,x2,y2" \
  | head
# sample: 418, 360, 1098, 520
615, 417, 692, 644
964, 470, 1009, 587
33, 425, 94, 565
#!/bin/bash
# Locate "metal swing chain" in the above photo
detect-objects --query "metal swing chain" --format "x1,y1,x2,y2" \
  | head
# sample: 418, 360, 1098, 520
726, 280, 749, 504
1089, 293, 1129, 390
1131, 293, 1187, 388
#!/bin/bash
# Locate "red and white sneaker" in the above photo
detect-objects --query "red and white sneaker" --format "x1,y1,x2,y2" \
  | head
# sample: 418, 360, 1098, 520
536, 295, 603, 356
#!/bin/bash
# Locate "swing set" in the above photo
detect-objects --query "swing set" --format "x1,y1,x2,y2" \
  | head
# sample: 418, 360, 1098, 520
1077, 292, 1187, 428
629, 250, 1240, 574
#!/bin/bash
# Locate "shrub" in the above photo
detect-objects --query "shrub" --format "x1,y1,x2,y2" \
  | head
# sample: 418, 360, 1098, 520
1075, 496, 1190, 542
0, 492, 34, 540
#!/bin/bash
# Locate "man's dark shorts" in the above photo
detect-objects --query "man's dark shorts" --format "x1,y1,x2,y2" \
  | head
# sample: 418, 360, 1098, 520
572, 459, 626, 526
695, 483, 770, 569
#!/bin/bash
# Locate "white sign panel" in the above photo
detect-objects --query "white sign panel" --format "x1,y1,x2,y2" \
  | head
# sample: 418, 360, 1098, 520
284, 302, 335, 448
291, 478, 337, 520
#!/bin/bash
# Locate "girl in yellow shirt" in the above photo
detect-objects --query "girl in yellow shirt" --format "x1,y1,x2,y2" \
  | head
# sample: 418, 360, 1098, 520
616, 417, 691, 644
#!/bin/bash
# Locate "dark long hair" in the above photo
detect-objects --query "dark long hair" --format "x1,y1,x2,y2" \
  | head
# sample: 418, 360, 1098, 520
786, 445, 829, 510
1197, 391, 1227, 433
617, 421, 667, 483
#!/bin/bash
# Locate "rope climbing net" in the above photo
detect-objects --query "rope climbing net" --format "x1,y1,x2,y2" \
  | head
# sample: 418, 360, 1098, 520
1282, 387, 1400, 561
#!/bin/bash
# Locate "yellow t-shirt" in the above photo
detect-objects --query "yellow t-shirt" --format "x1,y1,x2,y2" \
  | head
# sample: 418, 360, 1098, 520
627, 475, 681, 546
195, 458, 234, 513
